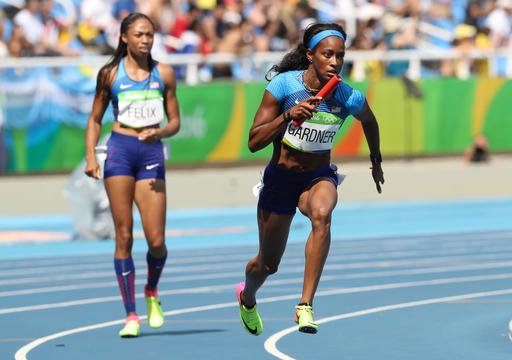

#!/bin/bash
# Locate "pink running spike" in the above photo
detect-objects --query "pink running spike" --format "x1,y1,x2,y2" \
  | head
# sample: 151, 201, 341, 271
236, 282, 245, 305
126, 315, 140, 324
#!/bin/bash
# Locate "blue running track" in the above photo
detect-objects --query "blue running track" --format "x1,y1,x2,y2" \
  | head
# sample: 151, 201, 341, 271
0, 197, 511, 359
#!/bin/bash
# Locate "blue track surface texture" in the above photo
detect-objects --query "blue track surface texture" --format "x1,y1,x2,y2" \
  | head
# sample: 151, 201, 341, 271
0, 197, 511, 359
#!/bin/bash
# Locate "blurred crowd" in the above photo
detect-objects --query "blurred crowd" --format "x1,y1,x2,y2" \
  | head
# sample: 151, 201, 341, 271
0, 0, 511, 79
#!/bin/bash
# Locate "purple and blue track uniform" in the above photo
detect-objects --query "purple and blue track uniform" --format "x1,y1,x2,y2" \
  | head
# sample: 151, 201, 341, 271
104, 132, 166, 180
104, 58, 166, 181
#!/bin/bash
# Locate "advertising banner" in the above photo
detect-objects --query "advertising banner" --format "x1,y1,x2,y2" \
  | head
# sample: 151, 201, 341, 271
1, 68, 511, 173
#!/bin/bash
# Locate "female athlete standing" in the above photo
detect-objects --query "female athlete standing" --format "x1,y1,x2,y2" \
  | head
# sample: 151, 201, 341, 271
236, 22, 384, 335
84, 13, 180, 337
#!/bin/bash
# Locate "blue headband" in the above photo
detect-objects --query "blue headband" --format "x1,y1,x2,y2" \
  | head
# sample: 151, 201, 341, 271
307, 30, 345, 49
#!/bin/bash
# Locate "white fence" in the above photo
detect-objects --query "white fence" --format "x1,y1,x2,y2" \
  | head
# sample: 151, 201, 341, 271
1, 48, 512, 85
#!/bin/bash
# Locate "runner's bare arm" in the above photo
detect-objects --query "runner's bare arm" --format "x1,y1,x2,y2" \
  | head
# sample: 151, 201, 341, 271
355, 100, 384, 193
84, 68, 113, 179
248, 91, 320, 152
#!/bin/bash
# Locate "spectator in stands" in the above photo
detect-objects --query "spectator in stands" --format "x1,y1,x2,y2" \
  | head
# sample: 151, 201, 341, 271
78, 0, 116, 53
388, 0, 422, 17
167, 3, 201, 52
39, 0, 80, 56
7, 24, 30, 57
465, 0, 497, 29
1, 0, 511, 79
136, 0, 165, 23
349, 17, 386, 79
452, 0, 470, 25
425, 0, 456, 49
293, 1, 316, 36
244, 0, 268, 30
279, 0, 299, 43
113, 0, 136, 21
355, 3, 385, 45
485, 0, 512, 47
446, 24, 479, 78
13, 0, 45, 55
211, 9, 245, 78
384, 14, 418, 76
197, 0, 216, 13
200, 1, 226, 52
254, 20, 290, 52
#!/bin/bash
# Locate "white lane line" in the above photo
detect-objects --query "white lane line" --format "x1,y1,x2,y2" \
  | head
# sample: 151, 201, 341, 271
0, 271, 245, 298
264, 288, 512, 360
0, 252, 260, 277
0, 257, 109, 269
0, 262, 245, 286
328, 231, 512, 247
0, 246, 253, 269
3, 259, 512, 299
327, 244, 512, 263
3, 236, 512, 286
14, 301, 240, 360
327, 239, 512, 258
2, 229, 511, 263
3, 251, 512, 286
2, 230, 510, 270
14, 283, 512, 360
4, 272, 512, 316
0, 282, 247, 315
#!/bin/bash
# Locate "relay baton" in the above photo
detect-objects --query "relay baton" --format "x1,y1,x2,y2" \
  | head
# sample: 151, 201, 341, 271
292, 75, 342, 127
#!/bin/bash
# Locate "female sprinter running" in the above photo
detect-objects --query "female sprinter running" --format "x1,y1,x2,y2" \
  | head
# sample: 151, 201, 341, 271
84, 13, 180, 337
236, 22, 384, 335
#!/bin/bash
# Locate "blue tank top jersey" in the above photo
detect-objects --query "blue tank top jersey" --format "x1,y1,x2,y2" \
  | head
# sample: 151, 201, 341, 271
110, 57, 166, 128
265, 70, 366, 153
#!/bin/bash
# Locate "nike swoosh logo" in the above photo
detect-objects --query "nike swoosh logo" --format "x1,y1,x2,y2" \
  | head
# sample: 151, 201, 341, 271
120, 84, 133, 89
241, 317, 258, 335
146, 164, 159, 170
121, 271, 131, 276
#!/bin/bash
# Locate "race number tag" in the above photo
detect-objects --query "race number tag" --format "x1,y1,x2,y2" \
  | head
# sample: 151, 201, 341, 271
282, 112, 343, 152
117, 90, 164, 128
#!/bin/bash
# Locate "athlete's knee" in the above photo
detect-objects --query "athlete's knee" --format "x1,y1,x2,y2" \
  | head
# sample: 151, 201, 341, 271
310, 206, 332, 229
246, 257, 260, 275
115, 228, 133, 246
262, 257, 281, 275
264, 263, 279, 275
145, 230, 165, 249
147, 242, 166, 257
115, 231, 133, 257
246, 256, 279, 275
